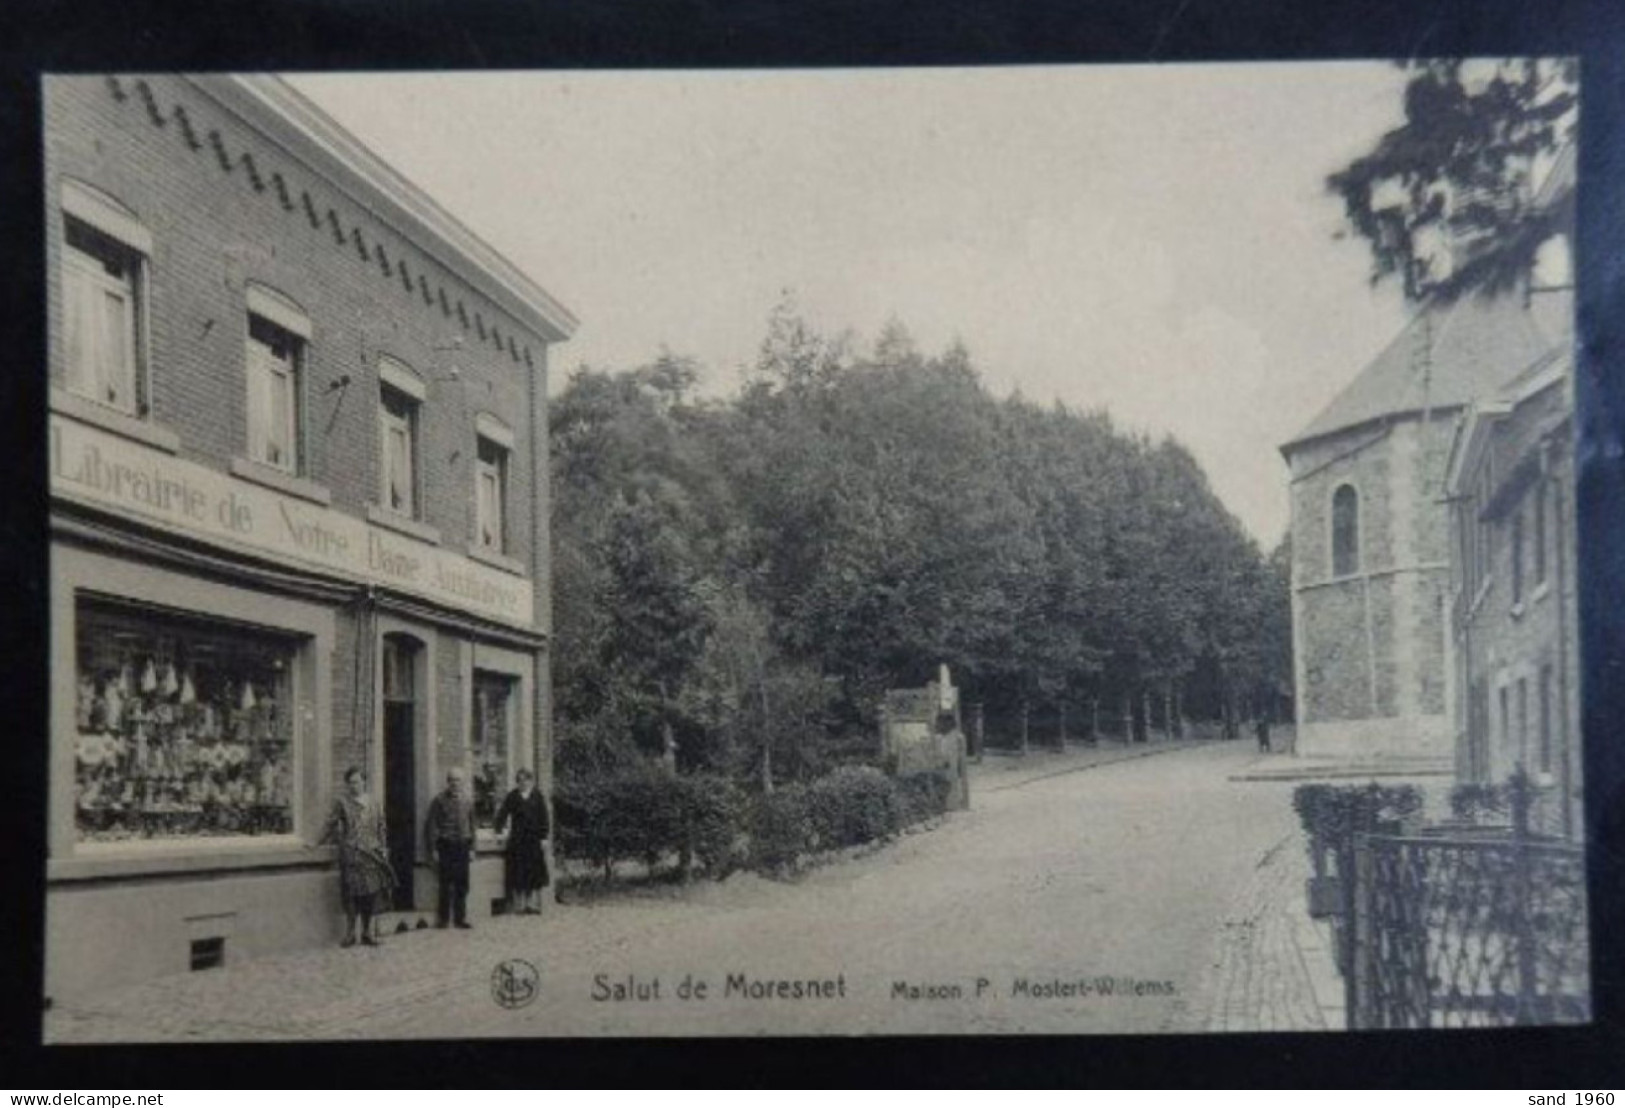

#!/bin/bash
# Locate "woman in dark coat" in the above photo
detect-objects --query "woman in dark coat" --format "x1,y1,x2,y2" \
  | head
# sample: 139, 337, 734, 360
320, 766, 395, 946
493, 768, 550, 914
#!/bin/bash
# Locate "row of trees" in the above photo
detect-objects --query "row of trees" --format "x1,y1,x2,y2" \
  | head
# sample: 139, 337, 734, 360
551, 304, 1291, 789
548, 57, 1577, 793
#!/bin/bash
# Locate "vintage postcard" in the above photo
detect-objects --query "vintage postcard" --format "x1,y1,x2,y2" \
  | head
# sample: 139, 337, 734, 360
40, 61, 1593, 1041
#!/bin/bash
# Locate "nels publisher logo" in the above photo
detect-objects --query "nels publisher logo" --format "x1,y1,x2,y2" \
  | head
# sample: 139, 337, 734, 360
491, 959, 539, 1009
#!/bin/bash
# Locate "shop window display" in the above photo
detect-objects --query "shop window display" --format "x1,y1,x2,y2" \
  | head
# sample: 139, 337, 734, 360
471, 671, 513, 828
74, 599, 298, 843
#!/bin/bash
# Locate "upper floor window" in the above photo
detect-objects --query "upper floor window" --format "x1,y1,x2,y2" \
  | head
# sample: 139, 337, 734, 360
244, 286, 311, 475
1331, 483, 1359, 577
1533, 480, 1548, 587
60, 181, 152, 416
473, 413, 514, 554
1538, 664, 1554, 774
377, 358, 425, 518
475, 438, 508, 553
1510, 509, 1525, 605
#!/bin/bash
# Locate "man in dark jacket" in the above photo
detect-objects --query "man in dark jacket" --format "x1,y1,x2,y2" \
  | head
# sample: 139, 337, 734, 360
425, 767, 476, 929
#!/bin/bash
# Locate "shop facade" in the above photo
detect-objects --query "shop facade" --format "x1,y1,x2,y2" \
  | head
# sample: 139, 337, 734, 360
45, 74, 576, 1000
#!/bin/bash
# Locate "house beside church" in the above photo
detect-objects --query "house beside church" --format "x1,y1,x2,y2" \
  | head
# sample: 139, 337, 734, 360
1443, 344, 1580, 837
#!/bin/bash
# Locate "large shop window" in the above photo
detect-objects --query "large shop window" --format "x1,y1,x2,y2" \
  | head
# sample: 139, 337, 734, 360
74, 599, 299, 844
471, 671, 515, 828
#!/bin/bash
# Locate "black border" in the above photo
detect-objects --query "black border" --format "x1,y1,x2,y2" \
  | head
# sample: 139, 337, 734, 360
3, 0, 1624, 1089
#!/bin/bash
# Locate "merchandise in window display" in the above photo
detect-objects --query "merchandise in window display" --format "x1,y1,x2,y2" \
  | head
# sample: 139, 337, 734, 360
471, 673, 512, 828
74, 609, 296, 842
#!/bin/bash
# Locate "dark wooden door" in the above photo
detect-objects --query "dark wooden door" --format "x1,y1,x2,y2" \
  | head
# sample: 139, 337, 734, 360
383, 701, 417, 908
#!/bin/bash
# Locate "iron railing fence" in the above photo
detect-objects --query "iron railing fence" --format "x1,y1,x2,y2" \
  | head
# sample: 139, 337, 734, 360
1348, 831, 1590, 1028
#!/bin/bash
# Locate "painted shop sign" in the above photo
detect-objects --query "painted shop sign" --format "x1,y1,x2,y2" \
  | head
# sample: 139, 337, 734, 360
50, 413, 533, 628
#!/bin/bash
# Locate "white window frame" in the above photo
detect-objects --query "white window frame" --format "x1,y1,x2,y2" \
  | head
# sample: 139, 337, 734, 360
244, 286, 311, 476
475, 439, 507, 553
473, 414, 514, 555
60, 181, 152, 417
378, 392, 419, 520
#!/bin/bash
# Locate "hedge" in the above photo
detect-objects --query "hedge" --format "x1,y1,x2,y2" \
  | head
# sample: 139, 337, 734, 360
555, 768, 747, 881
559, 762, 956, 882
1291, 782, 1425, 877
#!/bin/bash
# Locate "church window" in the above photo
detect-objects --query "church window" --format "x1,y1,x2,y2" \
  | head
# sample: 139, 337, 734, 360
1331, 484, 1359, 577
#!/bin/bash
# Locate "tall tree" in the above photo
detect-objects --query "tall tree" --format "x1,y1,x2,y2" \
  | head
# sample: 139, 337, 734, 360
1328, 59, 1577, 302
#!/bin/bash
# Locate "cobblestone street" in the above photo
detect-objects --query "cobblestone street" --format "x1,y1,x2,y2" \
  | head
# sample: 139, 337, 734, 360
46, 739, 1347, 1041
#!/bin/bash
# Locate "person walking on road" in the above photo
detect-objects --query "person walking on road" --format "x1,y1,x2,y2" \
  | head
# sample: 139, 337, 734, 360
320, 766, 394, 948
425, 767, 476, 929
493, 767, 550, 915
1255, 716, 1272, 754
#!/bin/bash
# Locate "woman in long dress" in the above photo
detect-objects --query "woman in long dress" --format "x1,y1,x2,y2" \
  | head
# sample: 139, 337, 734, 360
321, 766, 395, 946
493, 768, 550, 914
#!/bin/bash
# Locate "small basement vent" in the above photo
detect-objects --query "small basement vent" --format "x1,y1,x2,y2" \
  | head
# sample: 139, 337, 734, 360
190, 936, 225, 971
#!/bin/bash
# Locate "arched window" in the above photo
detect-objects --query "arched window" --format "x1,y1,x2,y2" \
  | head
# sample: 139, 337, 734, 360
1331, 484, 1360, 577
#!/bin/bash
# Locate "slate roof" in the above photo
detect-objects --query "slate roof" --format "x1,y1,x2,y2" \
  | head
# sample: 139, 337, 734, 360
1285, 139, 1576, 457
1282, 294, 1559, 454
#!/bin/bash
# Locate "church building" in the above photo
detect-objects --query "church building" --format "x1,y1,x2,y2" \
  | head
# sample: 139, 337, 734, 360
1280, 147, 1574, 763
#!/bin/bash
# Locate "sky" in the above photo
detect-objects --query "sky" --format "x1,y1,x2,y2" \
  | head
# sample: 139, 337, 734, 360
288, 64, 1418, 548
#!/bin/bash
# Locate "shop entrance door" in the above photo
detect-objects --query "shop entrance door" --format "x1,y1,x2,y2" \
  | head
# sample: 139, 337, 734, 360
381, 636, 420, 910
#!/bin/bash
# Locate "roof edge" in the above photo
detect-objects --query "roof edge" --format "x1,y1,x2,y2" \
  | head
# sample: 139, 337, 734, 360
1279, 403, 1466, 460
187, 74, 579, 345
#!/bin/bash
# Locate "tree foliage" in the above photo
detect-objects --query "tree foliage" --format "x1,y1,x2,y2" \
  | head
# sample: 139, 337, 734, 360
552, 302, 1292, 782
1328, 59, 1577, 302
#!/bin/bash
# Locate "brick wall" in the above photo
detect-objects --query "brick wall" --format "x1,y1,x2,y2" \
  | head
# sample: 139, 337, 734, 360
1456, 406, 1580, 833
45, 73, 562, 811
44, 75, 550, 565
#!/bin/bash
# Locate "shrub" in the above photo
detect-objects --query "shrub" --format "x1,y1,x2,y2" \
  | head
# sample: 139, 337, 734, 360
561, 760, 939, 883
1292, 782, 1426, 875
675, 773, 748, 879
896, 770, 953, 826
750, 784, 815, 874
556, 767, 746, 881
1449, 782, 1511, 824
806, 764, 903, 849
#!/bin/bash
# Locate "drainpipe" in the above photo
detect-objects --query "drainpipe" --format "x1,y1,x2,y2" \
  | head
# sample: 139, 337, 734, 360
528, 342, 555, 900
1550, 444, 1573, 840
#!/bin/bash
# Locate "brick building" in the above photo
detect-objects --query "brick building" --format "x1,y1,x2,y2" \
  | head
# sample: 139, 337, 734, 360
1279, 149, 1574, 764
45, 74, 576, 999
1444, 315, 1580, 838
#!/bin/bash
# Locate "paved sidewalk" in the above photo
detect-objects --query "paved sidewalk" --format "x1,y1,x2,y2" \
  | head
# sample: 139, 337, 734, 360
1175, 817, 1346, 1032
45, 741, 1335, 1041
972, 737, 1211, 792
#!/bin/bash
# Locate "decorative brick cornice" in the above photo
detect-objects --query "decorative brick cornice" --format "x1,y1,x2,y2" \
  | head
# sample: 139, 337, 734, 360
106, 74, 565, 373
199, 74, 575, 343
